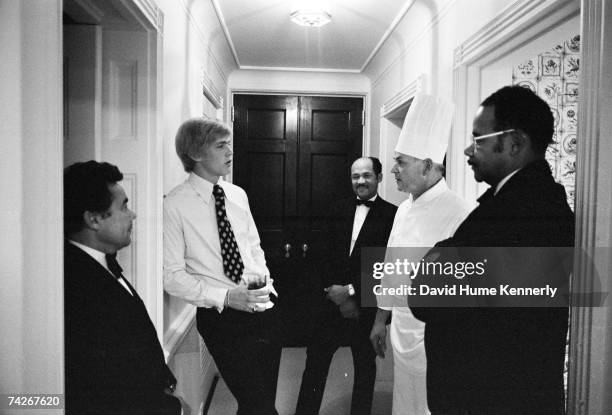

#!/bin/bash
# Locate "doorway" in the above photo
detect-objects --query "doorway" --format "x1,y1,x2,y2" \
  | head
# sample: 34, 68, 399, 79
62, 0, 164, 329
233, 94, 364, 345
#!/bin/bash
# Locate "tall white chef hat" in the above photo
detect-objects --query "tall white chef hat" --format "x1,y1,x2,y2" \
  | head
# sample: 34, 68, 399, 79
394, 94, 455, 164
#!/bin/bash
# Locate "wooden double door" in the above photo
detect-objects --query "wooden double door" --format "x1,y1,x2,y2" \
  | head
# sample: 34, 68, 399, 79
233, 94, 363, 345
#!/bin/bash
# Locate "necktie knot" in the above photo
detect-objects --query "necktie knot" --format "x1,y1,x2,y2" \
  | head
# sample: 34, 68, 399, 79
105, 253, 123, 279
213, 184, 225, 199
356, 199, 374, 208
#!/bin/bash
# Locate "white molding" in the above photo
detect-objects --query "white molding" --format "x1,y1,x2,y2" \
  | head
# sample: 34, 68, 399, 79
131, 0, 163, 31
94, 26, 103, 161
379, 73, 426, 118
211, 0, 240, 68
73, 0, 105, 22
109, 59, 138, 141
361, 0, 416, 72
200, 337, 214, 372
177, 0, 230, 83
568, 1, 612, 413
118, 0, 163, 33
239, 65, 361, 74
202, 68, 224, 109
453, 0, 579, 68
370, 0, 457, 88
378, 74, 425, 201
449, 0, 580, 200
229, 89, 368, 99
120, 174, 138, 285
164, 306, 197, 360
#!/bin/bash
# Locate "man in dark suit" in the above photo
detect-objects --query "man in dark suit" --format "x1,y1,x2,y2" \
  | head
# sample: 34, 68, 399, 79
411, 86, 575, 415
295, 157, 397, 415
64, 161, 181, 415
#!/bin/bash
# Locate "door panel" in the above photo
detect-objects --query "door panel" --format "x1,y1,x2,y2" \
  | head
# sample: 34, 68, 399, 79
234, 94, 363, 345
234, 95, 298, 266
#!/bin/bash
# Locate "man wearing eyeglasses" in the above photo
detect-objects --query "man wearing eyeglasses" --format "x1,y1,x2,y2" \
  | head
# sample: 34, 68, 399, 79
410, 85, 575, 415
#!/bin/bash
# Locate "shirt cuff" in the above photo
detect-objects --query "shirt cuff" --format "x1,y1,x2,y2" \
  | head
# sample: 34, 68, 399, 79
210, 286, 229, 313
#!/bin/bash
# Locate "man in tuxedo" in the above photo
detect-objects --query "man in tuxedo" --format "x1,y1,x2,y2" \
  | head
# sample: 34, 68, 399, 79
295, 157, 397, 415
411, 86, 575, 415
64, 161, 181, 415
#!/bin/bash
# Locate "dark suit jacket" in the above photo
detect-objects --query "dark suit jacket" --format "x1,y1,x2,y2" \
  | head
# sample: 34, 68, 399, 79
64, 242, 180, 415
411, 160, 574, 414
323, 195, 397, 318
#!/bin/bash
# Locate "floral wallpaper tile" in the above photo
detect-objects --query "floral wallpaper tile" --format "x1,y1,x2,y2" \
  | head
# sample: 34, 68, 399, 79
512, 34, 580, 210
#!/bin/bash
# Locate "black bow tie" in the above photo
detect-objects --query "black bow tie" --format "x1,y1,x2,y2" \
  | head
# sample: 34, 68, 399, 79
106, 253, 123, 279
356, 199, 374, 208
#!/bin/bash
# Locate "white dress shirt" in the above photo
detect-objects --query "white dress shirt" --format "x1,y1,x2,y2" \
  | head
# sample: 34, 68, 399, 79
350, 195, 377, 255
495, 168, 521, 195
163, 173, 270, 311
379, 179, 474, 415
68, 240, 134, 295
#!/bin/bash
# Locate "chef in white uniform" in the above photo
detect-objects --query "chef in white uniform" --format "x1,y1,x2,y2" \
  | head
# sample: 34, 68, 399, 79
370, 94, 474, 415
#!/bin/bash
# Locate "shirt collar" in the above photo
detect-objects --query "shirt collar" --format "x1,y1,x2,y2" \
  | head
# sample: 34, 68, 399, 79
413, 178, 448, 206
188, 172, 221, 204
495, 169, 521, 195
356, 194, 378, 203
68, 240, 108, 268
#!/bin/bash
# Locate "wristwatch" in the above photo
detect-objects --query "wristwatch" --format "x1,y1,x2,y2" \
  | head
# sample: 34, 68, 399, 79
346, 284, 355, 296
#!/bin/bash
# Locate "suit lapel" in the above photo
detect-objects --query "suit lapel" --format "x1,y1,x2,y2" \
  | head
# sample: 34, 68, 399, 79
66, 243, 139, 300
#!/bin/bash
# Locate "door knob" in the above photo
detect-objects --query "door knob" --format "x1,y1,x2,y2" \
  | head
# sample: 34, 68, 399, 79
302, 243, 309, 258
284, 243, 292, 258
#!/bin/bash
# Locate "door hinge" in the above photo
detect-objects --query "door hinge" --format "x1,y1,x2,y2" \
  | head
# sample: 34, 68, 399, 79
231, 106, 235, 123
362, 110, 365, 126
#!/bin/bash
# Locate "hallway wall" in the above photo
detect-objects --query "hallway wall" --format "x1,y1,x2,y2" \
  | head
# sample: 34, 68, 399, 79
364, 0, 517, 204
158, 1, 237, 412
159, 0, 236, 339
0, 0, 64, 409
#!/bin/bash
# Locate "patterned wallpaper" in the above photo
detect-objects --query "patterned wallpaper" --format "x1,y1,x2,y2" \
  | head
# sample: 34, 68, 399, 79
512, 34, 580, 210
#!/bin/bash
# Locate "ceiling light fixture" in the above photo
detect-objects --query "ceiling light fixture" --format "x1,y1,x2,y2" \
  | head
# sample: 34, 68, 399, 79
290, 8, 331, 27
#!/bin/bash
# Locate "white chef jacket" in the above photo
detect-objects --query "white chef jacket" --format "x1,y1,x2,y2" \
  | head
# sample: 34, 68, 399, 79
380, 179, 473, 415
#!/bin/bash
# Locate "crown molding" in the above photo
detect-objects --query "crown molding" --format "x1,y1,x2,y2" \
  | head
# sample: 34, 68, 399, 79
239, 65, 361, 74
211, 0, 240, 68
380, 73, 426, 118
453, 0, 579, 68
361, 0, 417, 72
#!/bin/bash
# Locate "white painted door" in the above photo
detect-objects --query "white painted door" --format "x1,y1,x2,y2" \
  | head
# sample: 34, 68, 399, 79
101, 28, 163, 328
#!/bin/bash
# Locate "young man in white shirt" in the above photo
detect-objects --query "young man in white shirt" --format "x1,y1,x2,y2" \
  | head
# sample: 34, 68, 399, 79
164, 118, 280, 415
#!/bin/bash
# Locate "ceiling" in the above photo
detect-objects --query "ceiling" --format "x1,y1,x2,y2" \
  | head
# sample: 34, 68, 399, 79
212, 0, 414, 72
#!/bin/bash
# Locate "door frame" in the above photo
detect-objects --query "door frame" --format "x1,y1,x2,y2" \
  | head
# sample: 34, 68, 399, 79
1, 0, 164, 399
63, 0, 165, 336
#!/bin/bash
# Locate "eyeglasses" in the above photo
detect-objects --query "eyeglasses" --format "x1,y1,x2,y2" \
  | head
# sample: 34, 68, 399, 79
470, 129, 515, 146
